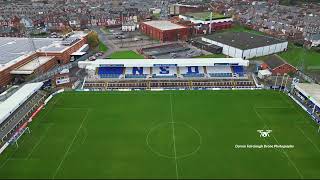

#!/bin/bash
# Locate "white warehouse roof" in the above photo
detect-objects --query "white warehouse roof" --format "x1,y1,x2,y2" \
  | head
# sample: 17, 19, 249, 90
0, 82, 43, 125
78, 58, 249, 69
142, 21, 186, 31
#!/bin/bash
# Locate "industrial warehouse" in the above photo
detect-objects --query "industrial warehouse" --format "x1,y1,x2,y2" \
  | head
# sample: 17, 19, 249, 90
0, 31, 89, 87
178, 11, 233, 31
140, 20, 190, 42
201, 32, 288, 59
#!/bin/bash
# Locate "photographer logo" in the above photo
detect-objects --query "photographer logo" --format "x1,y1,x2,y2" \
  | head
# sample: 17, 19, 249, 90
257, 130, 272, 138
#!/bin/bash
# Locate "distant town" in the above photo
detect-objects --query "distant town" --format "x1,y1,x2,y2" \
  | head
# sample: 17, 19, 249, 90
1, 0, 320, 45
0, 0, 319, 88
1, 1, 320, 179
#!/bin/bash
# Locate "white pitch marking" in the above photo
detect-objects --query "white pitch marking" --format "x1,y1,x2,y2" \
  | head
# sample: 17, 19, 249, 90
52, 109, 90, 179
0, 136, 28, 170
169, 94, 179, 179
26, 124, 53, 160
297, 126, 320, 154
253, 107, 304, 179
279, 94, 318, 131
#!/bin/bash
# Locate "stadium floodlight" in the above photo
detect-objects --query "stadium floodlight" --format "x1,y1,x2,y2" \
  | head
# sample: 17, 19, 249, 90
283, 74, 289, 92
274, 73, 279, 90
279, 74, 285, 92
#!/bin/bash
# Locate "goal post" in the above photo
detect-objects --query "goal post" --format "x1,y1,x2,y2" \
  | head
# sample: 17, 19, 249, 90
9, 127, 31, 148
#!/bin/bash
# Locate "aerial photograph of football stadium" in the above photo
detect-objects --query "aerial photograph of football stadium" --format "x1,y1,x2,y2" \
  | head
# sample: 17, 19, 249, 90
0, 0, 320, 179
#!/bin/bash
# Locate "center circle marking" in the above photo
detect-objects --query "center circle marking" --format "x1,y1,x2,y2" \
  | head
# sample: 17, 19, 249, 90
146, 122, 202, 159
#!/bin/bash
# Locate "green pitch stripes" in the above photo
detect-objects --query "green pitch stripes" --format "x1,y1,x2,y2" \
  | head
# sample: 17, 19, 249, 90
0, 90, 320, 179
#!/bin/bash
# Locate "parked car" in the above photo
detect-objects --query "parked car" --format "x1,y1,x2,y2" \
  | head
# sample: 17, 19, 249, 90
113, 32, 124, 36
88, 56, 96, 61
116, 35, 125, 39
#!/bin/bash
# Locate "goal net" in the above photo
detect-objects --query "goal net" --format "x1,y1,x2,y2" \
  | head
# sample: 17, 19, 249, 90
8, 127, 30, 147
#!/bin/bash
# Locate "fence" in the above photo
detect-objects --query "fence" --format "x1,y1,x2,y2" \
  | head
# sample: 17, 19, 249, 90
297, 71, 316, 83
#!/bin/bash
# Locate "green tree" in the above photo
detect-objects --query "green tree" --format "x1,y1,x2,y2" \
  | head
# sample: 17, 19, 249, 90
87, 31, 100, 49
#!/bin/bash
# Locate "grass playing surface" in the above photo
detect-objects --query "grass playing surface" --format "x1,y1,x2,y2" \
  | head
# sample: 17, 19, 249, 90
278, 43, 320, 70
0, 90, 320, 179
109, 50, 144, 59
98, 41, 108, 52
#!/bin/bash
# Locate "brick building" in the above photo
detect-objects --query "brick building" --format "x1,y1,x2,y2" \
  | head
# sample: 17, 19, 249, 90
178, 12, 233, 34
0, 31, 89, 87
169, 4, 206, 16
261, 55, 297, 75
140, 20, 190, 42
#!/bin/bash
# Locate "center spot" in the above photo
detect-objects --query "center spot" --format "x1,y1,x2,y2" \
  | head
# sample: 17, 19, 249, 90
146, 122, 201, 159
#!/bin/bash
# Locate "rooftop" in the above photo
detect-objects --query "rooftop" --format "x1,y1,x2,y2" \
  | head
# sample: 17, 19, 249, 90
10, 56, 55, 75
295, 83, 320, 108
0, 37, 59, 65
203, 32, 287, 50
0, 82, 43, 125
263, 55, 287, 69
185, 12, 228, 21
143, 21, 186, 31
78, 58, 249, 68
174, 3, 200, 8
0, 31, 88, 72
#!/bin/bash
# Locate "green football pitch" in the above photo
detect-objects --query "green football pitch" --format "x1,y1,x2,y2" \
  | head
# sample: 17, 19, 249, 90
109, 50, 144, 59
1, 90, 320, 179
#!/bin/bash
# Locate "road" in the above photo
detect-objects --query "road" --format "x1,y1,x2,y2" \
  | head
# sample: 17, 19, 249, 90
92, 27, 167, 58
92, 27, 118, 58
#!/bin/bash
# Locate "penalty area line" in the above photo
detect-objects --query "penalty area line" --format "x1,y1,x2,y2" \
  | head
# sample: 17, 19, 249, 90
0, 135, 28, 170
297, 126, 320, 154
51, 109, 90, 179
26, 124, 53, 160
253, 107, 304, 179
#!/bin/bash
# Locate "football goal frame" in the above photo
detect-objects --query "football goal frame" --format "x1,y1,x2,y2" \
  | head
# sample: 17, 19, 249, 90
10, 127, 31, 148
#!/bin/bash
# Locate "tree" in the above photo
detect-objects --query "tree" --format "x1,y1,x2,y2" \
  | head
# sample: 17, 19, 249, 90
61, 26, 72, 35
87, 31, 100, 49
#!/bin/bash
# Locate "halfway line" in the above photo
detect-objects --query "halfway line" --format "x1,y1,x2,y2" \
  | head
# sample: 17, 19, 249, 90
169, 94, 179, 179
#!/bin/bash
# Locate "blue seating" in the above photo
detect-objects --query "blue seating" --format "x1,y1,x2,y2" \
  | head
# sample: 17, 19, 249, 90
186, 66, 200, 74
98, 67, 123, 78
125, 74, 147, 78
98, 67, 123, 75
232, 66, 245, 77
100, 74, 121, 78
316, 106, 320, 111
307, 101, 315, 107
209, 73, 232, 77
152, 74, 177, 78
182, 74, 204, 78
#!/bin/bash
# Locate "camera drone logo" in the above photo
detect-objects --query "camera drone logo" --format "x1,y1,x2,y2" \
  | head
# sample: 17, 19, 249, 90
257, 130, 272, 138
